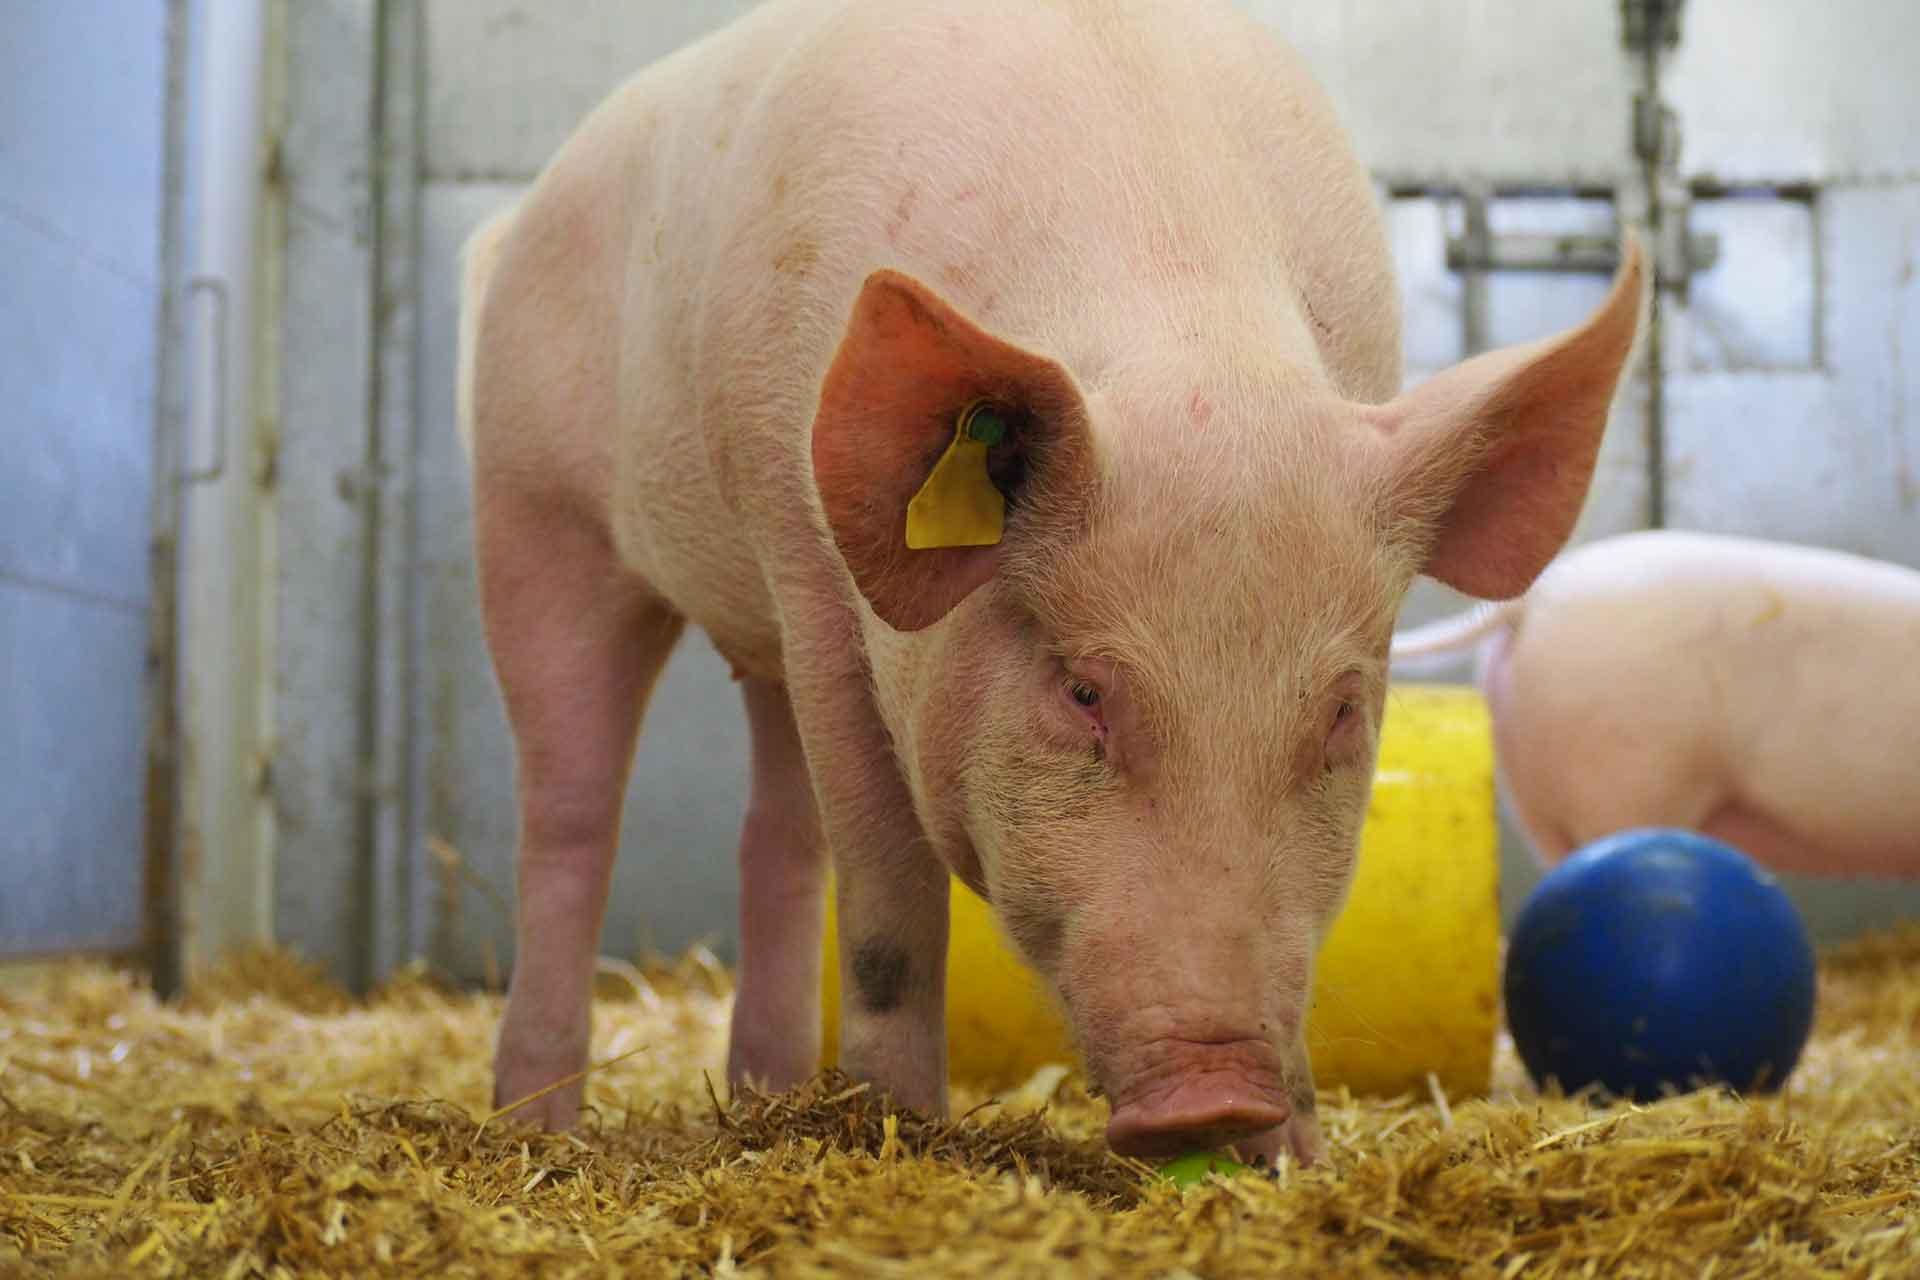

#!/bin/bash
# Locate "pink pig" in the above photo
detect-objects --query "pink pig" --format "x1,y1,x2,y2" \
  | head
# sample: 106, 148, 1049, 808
457, 0, 1644, 1163
1391, 530, 1920, 881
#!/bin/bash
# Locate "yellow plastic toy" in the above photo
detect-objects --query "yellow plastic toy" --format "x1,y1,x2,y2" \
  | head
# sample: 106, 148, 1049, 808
820, 684, 1499, 1098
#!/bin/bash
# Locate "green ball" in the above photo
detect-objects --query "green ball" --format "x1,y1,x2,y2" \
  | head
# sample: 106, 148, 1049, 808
1156, 1151, 1249, 1188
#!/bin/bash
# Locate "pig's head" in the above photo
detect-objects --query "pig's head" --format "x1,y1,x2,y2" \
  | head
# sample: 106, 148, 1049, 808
811, 244, 1645, 1164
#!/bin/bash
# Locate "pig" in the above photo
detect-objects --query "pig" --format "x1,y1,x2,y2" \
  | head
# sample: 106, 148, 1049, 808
1390, 530, 1920, 881
456, 0, 1645, 1164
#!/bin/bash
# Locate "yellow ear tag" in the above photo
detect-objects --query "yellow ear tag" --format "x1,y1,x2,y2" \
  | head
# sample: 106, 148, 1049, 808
904, 401, 1008, 549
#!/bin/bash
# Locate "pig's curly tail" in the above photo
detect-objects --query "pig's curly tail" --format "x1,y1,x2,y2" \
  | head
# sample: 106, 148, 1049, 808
1387, 598, 1525, 670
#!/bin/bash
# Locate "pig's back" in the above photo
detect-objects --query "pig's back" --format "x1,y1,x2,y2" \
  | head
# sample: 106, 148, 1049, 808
675, 0, 1400, 403
516, 0, 1401, 664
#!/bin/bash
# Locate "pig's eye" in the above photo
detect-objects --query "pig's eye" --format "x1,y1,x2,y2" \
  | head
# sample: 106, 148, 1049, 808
1322, 687, 1367, 772
1068, 680, 1101, 708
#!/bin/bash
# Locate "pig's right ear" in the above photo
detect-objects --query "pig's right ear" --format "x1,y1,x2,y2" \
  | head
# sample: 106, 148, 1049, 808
1363, 237, 1647, 599
811, 270, 1093, 631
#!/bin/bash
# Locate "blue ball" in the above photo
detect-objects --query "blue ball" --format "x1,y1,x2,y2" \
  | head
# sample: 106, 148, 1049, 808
1504, 828, 1816, 1099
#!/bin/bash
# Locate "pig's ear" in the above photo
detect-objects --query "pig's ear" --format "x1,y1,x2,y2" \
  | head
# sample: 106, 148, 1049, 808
1365, 236, 1648, 599
812, 269, 1092, 631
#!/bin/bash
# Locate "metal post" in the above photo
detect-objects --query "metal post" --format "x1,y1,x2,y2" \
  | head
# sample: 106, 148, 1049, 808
361, 0, 425, 984
1461, 186, 1492, 356
174, 0, 276, 981
1635, 19, 1668, 528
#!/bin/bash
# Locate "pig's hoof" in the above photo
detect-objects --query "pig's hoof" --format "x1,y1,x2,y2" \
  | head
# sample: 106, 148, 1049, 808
491, 1071, 585, 1130
492, 1039, 590, 1130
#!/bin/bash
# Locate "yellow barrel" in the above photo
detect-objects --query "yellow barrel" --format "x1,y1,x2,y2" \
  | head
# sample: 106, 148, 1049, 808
820, 683, 1499, 1097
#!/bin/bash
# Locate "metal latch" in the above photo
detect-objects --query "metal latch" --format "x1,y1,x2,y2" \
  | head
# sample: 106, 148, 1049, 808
1621, 0, 1685, 52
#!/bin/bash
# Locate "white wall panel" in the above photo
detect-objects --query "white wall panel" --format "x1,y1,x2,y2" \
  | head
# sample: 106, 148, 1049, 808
422, 0, 761, 180
1669, 0, 1920, 183
1245, 0, 1635, 185
1666, 186, 1920, 565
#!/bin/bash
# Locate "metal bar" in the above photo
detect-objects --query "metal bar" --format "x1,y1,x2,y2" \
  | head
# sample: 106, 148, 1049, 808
1445, 233, 1623, 274
272, 0, 381, 991
175, 0, 275, 983
1460, 187, 1492, 355
349, 0, 391, 994
1637, 15, 1668, 528
142, 0, 193, 997
363, 0, 424, 983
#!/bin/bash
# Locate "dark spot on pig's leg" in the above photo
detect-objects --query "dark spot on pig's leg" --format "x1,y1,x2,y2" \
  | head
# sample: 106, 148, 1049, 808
852, 940, 910, 1013
1290, 1073, 1318, 1118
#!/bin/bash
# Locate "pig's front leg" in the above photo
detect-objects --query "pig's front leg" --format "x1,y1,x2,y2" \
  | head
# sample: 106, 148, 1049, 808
725, 677, 829, 1092
830, 836, 952, 1113
783, 606, 952, 1116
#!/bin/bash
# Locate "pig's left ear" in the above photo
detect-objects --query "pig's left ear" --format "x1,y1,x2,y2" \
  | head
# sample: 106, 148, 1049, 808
1364, 236, 1648, 599
812, 270, 1094, 631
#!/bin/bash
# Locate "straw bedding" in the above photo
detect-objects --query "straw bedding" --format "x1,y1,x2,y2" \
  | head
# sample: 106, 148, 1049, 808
2, 929, 1915, 1278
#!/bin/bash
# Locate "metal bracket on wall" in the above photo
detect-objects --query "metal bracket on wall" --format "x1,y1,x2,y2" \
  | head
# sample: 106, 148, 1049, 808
1620, 0, 1685, 53
180, 275, 229, 484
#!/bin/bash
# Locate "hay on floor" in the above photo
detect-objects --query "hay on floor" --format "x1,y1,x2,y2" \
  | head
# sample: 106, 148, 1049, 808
1, 931, 1916, 1277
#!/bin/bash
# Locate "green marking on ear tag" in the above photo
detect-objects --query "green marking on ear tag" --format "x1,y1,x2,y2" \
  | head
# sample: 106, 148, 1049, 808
904, 401, 1007, 550
963, 404, 1008, 446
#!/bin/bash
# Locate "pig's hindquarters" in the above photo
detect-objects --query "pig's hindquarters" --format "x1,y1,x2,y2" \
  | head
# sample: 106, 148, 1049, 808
461, 117, 835, 1124
462, 190, 694, 1128
1487, 568, 1920, 880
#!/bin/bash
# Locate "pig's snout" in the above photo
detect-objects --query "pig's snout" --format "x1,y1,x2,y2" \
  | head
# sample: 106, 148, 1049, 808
1103, 1036, 1295, 1163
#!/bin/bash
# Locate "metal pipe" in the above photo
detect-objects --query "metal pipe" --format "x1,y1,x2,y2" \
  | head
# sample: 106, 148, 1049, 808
175, 0, 274, 979
1639, 26, 1668, 528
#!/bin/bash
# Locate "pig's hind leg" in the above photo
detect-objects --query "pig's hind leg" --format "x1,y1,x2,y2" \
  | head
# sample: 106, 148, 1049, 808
725, 677, 828, 1093
477, 486, 686, 1130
